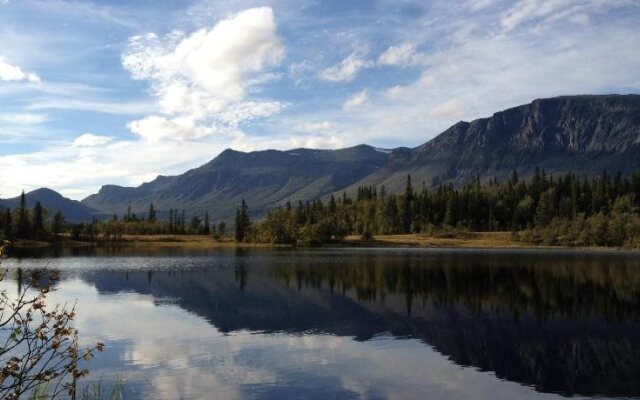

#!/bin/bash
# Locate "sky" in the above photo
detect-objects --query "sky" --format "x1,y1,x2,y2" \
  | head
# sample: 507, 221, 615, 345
0, 0, 638, 200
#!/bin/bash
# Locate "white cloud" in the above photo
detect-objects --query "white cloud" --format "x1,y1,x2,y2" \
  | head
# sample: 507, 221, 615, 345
290, 134, 343, 149
127, 115, 217, 143
378, 43, 425, 67
343, 90, 369, 110
0, 57, 40, 82
0, 113, 46, 125
319, 52, 373, 82
295, 121, 332, 132
123, 7, 285, 141
427, 98, 470, 119
72, 133, 112, 147
26, 98, 154, 116
216, 101, 285, 126
466, 0, 498, 11
500, 0, 631, 32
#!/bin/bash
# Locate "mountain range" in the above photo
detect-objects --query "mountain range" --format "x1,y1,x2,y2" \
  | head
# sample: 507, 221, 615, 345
3, 94, 639, 222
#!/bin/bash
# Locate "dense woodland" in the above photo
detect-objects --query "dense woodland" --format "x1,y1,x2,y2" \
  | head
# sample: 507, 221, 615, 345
2, 168, 640, 248
248, 169, 640, 248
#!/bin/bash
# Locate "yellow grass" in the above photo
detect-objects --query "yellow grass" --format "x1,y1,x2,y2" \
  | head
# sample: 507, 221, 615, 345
342, 232, 535, 249
95, 235, 289, 249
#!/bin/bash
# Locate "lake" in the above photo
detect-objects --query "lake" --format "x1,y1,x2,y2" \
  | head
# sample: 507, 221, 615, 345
2, 247, 640, 399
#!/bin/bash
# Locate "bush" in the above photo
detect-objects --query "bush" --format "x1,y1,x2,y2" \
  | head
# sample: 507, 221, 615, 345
0, 247, 103, 399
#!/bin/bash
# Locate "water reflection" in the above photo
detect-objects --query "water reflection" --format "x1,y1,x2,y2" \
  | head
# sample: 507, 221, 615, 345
3, 248, 640, 399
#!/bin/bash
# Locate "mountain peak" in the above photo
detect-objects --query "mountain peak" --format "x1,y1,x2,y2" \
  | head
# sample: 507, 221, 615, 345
78, 94, 640, 221
0, 188, 102, 221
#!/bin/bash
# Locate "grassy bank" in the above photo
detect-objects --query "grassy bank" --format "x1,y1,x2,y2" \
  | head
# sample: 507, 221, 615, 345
341, 232, 533, 249
8, 232, 637, 251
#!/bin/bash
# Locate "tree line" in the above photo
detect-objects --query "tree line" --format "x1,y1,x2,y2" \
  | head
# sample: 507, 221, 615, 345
245, 168, 640, 247
0, 192, 65, 241
0, 194, 228, 242
3, 168, 640, 248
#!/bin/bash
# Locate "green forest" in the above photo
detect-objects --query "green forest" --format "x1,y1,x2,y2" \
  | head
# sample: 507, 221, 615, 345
2, 168, 640, 248
247, 168, 640, 248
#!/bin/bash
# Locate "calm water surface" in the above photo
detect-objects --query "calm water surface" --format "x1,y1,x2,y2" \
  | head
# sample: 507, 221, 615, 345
2, 247, 640, 399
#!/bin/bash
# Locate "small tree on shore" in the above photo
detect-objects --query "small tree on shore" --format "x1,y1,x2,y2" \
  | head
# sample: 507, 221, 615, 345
0, 247, 103, 399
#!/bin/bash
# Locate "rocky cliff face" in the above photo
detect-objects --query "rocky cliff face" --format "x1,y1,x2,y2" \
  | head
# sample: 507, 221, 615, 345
348, 94, 640, 192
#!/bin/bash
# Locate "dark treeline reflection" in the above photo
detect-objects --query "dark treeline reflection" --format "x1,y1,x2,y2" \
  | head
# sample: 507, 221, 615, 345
61, 249, 640, 397
269, 252, 640, 321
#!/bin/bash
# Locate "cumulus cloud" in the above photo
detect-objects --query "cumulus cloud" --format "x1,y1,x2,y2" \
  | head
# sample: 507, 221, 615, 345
319, 52, 373, 82
0, 57, 40, 82
72, 133, 112, 147
123, 7, 285, 141
343, 90, 369, 110
127, 115, 218, 143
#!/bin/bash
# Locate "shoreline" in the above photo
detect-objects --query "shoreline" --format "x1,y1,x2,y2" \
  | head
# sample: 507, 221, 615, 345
5, 232, 639, 253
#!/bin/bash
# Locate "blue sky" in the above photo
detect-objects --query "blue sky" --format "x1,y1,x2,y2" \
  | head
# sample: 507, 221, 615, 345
0, 0, 638, 199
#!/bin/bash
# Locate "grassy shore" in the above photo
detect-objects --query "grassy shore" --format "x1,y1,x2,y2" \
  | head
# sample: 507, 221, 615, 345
9, 232, 635, 251
341, 232, 534, 249
11, 232, 527, 250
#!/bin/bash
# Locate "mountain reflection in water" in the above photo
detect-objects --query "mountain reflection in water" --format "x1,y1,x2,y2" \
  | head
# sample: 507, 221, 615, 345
4, 248, 640, 399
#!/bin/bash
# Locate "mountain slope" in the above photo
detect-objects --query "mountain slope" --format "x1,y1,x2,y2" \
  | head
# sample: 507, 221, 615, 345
82, 144, 390, 220
0, 188, 102, 222
81, 94, 640, 221
346, 94, 640, 192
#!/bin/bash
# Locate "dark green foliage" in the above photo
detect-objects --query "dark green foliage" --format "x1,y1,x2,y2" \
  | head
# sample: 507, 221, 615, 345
52, 211, 65, 237
235, 200, 250, 242
16, 191, 31, 239
148, 202, 156, 222
203, 212, 211, 235
250, 170, 640, 248
32, 201, 46, 239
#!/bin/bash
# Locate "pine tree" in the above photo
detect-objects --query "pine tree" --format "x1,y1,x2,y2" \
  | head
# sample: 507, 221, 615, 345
148, 202, 156, 222
402, 174, 414, 233
32, 201, 45, 238
17, 191, 31, 239
52, 212, 64, 237
203, 212, 211, 235
235, 199, 250, 242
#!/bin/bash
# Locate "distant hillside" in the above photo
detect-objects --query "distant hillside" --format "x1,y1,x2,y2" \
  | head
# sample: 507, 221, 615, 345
0, 188, 102, 222
79, 94, 640, 221
82, 145, 390, 221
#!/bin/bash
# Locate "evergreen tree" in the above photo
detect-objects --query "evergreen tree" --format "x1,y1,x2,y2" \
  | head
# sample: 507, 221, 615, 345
235, 199, 250, 242
16, 191, 31, 239
32, 201, 45, 238
203, 212, 211, 235
148, 202, 156, 222
402, 174, 414, 233
52, 212, 64, 237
